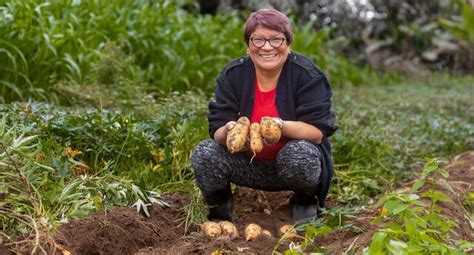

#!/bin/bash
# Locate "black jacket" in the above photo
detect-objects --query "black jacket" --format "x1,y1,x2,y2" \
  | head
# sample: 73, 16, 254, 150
208, 52, 337, 207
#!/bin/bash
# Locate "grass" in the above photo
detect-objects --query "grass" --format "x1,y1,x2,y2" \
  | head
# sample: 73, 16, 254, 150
330, 74, 474, 205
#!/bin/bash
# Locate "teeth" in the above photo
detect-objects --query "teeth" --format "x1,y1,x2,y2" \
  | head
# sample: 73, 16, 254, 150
260, 54, 277, 58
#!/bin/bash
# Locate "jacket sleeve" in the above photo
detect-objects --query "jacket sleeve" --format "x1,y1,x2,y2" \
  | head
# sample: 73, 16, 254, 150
208, 72, 240, 139
295, 73, 337, 138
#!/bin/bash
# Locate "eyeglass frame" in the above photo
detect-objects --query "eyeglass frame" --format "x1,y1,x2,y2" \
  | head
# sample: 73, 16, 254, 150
249, 36, 287, 48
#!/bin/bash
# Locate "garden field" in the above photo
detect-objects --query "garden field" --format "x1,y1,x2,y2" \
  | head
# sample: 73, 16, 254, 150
1, 1, 473, 254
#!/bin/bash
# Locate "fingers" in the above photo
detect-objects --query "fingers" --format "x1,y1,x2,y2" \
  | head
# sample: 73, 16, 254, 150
272, 117, 284, 129
261, 116, 284, 129
225, 121, 237, 130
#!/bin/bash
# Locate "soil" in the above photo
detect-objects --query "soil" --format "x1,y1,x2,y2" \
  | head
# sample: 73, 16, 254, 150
9, 151, 474, 254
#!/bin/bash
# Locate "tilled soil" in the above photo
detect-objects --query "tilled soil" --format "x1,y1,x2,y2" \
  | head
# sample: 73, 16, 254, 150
14, 151, 474, 254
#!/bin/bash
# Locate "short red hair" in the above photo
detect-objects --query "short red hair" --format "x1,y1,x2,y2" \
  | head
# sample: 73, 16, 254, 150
244, 9, 294, 46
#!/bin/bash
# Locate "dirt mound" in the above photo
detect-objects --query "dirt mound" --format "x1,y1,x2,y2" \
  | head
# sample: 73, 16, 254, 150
54, 189, 295, 255
45, 151, 474, 254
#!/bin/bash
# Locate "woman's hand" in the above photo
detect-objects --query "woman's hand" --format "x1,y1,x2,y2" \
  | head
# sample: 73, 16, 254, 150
213, 120, 237, 145
225, 121, 237, 131
262, 117, 324, 144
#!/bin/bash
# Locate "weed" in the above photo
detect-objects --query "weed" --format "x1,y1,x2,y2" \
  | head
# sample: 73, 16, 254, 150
366, 159, 472, 254
177, 186, 207, 235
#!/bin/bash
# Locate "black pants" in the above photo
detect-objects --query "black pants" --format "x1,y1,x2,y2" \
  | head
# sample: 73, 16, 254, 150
190, 139, 322, 206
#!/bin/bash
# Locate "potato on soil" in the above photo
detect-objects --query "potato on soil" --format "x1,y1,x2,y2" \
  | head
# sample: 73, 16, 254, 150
244, 223, 262, 241
226, 117, 250, 153
201, 221, 222, 238
279, 224, 297, 239
260, 117, 281, 145
262, 230, 272, 238
218, 221, 239, 239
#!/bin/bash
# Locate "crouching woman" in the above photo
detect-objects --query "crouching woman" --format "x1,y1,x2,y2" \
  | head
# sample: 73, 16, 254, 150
190, 8, 337, 225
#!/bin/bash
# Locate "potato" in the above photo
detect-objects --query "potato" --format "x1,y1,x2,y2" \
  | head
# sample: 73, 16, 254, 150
226, 117, 250, 153
201, 221, 222, 238
218, 221, 239, 239
260, 117, 281, 145
279, 224, 297, 239
244, 223, 262, 241
249, 123, 263, 162
262, 230, 272, 238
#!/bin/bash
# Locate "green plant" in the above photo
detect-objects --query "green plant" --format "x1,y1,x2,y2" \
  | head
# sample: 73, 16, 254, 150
0, 124, 53, 253
0, 109, 169, 252
177, 186, 207, 235
0, 0, 245, 101
331, 79, 473, 206
463, 192, 474, 213
291, 23, 377, 87
274, 206, 360, 254
366, 159, 471, 254
0, 0, 389, 102
439, 0, 474, 45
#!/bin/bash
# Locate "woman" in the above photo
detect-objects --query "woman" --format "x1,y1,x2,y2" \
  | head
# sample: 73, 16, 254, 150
190, 9, 337, 225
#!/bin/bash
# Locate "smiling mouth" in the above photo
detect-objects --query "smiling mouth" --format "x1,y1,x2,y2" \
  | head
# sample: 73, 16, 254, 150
259, 54, 278, 59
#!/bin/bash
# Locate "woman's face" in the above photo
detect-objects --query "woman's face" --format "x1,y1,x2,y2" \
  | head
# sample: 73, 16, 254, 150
248, 25, 290, 73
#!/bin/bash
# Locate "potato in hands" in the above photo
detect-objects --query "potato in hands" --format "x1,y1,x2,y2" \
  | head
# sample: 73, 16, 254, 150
225, 116, 283, 156
249, 123, 263, 161
260, 117, 282, 146
226, 117, 250, 153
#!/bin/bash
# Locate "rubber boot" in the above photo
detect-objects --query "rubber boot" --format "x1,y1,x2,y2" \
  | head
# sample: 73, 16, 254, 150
290, 193, 319, 225
208, 197, 233, 222
203, 186, 234, 222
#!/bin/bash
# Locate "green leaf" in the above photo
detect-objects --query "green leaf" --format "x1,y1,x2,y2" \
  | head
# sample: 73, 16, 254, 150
388, 239, 408, 249
423, 161, 438, 176
384, 199, 401, 214
411, 180, 425, 192
441, 181, 454, 194
368, 232, 387, 253
130, 199, 150, 217
392, 204, 409, 215
384, 222, 404, 234
440, 169, 449, 179
0, 80, 23, 98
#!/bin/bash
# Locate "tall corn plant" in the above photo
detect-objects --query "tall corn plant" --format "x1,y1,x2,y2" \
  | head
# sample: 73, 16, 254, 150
0, 0, 245, 102
1, 0, 371, 102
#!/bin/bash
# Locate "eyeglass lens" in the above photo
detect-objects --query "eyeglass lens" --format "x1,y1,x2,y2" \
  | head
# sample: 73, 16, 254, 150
251, 37, 285, 48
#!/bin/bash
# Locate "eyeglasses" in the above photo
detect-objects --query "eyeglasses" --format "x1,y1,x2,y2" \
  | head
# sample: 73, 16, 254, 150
249, 36, 286, 48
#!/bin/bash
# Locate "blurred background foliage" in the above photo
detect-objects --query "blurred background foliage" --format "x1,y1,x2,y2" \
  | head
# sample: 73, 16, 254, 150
2, 0, 472, 102
207, 0, 474, 75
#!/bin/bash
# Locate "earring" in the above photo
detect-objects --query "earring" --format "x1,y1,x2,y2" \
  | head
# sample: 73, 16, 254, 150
288, 48, 292, 55
246, 48, 250, 55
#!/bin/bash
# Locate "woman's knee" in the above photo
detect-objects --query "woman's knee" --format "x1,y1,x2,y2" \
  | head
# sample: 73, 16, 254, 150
277, 140, 321, 166
191, 140, 220, 173
191, 139, 221, 162
276, 140, 322, 185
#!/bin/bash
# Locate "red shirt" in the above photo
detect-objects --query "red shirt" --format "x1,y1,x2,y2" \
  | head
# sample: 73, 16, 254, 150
250, 79, 287, 163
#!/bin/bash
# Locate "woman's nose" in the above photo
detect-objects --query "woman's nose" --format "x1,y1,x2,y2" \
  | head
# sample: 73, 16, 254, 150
261, 40, 273, 50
